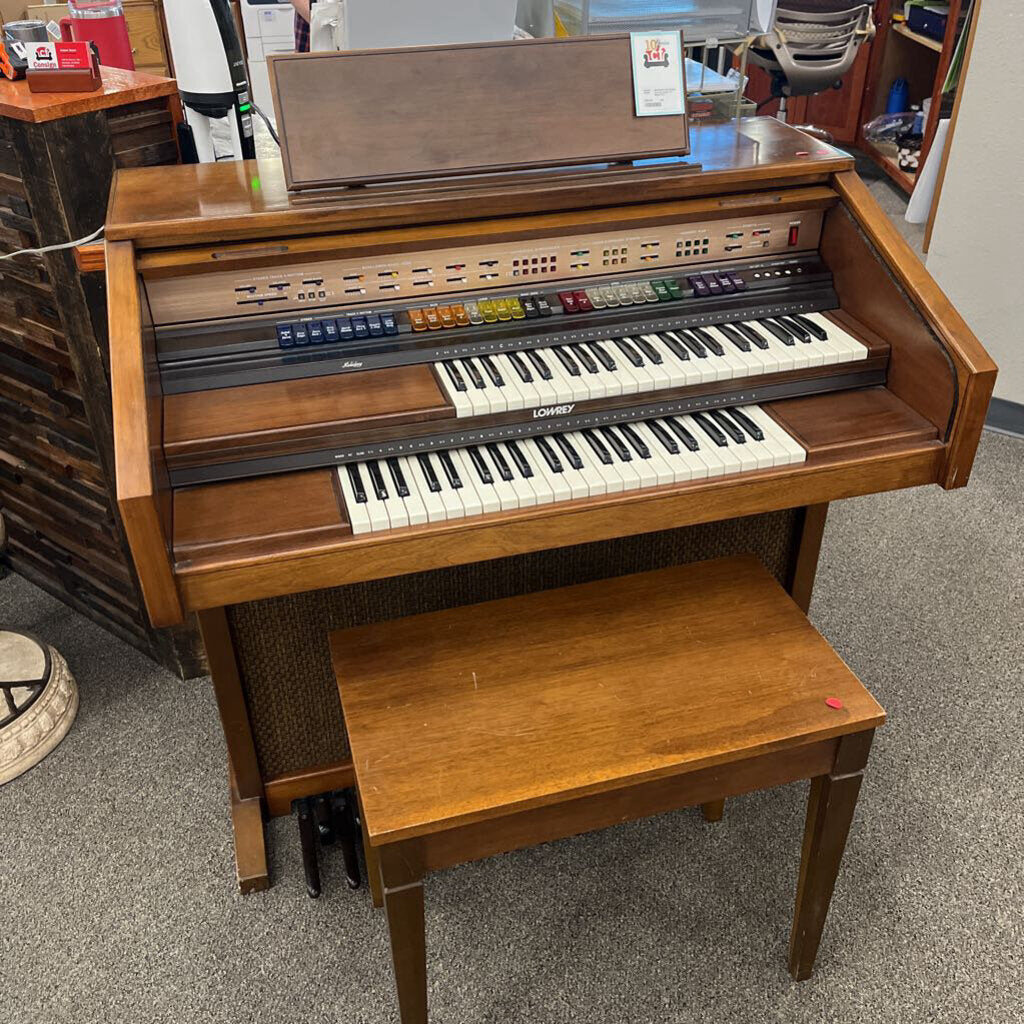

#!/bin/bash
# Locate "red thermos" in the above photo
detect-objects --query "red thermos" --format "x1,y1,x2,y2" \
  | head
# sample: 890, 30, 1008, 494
59, 0, 135, 70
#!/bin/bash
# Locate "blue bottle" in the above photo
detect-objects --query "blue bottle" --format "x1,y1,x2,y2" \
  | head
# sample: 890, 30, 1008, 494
886, 77, 909, 114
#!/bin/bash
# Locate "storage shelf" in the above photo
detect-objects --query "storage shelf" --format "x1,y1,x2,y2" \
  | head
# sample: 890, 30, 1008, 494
861, 139, 917, 195
891, 21, 944, 53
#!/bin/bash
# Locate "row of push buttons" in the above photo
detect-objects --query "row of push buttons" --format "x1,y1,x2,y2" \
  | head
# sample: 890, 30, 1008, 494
276, 312, 399, 348
558, 278, 684, 314
686, 272, 746, 299
408, 295, 555, 331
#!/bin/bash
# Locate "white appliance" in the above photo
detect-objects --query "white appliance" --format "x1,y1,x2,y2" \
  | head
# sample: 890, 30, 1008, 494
345, 0, 518, 49
241, 0, 295, 118
163, 0, 256, 162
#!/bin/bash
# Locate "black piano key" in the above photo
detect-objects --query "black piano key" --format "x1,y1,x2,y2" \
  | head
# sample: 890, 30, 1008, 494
581, 429, 613, 465
535, 436, 564, 473
415, 453, 443, 492
366, 459, 389, 499
461, 358, 487, 389
760, 319, 796, 346
613, 338, 644, 367
552, 432, 584, 470
598, 426, 632, 462
569, 343, 599, 374
778, 316, 811, 342
505, 440, 533, 478
689, 326, 724, 357
485, 443, 514, 481
618, 423, 651, 458
479, 354, 505, 387
709, 409, 747, 444
692, 412, 729, 447
634, 336, 663, 364
716, 322, 751, 352
646, 419, 680, 454
346, 464, 368, 503
467, 446, 494, 485
386, 457, 410, 497
659, 331, 691, 362
791, 313, 829, 340
674, 329, 707, 359
735, 322, 770, 350
442, 361, 467, 391
724, 407, 765, 441
552, 346, 581, 376
507, 350, 534, 383
526, 350, 554, 381
588, 341, 617, 371
438, 450, 463, 488
665, 416, 701, 452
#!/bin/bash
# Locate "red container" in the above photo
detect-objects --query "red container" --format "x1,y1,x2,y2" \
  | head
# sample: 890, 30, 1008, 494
59, 0, 135, 71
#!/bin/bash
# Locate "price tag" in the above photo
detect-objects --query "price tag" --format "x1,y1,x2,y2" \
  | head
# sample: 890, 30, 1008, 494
630, 31, 685, 118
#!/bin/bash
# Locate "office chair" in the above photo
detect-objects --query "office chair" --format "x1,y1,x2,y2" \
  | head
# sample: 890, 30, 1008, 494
745, 1, 875, 135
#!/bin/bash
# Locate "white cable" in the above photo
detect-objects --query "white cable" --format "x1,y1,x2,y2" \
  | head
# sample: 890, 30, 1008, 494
0, 225, 104, 262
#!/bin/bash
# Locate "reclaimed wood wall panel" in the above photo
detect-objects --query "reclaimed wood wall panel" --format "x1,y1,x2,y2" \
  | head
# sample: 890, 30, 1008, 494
0, 99, 200, 675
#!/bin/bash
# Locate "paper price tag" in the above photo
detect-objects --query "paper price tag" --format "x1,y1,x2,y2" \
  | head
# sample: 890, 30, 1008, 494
630, 31, 685, 118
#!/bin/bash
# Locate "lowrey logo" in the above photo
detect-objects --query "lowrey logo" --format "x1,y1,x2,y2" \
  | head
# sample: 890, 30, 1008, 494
643, 39, 669, 68
532, 404, 575, 419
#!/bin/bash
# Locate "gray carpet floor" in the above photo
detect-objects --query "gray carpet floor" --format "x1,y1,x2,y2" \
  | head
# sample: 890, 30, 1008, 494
2, 428, 1021, 1024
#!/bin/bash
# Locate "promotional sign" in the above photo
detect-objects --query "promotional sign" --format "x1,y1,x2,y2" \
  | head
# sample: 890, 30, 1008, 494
630, 31, 685, 117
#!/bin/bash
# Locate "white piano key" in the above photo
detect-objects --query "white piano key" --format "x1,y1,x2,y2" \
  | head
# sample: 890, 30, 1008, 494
741, 405, 807, 464
360, 466, 393, 532
337, 463, 374, 534
498, 442, 539, 507
707, 325, 763, 377
524, 438, 573, 503
447, 449, 485, 516
483, 355, 527, 411
454, 359, 495, 415
391, 457, 429, 526
625, 421, 676, 486
404, 456, 447, 523
610, 424, 661, 488
435, 362, 476, 418
559, 432, 610, 497
455, 449, 501, 514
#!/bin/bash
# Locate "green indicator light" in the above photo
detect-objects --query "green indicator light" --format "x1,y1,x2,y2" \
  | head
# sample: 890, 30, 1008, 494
239, 103, 251, 112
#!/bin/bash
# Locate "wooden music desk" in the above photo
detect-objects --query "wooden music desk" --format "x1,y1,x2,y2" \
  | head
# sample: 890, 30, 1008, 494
332, 555, 885, 1023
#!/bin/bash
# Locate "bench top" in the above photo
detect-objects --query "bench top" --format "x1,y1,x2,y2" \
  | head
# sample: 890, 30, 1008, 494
332, 555, 884, 844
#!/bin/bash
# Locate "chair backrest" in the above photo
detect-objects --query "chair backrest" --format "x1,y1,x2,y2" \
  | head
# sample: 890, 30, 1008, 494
754, 1, 875, 96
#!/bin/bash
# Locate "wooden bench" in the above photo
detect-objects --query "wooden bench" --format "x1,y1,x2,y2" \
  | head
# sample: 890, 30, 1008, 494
331, 554, 885, 1023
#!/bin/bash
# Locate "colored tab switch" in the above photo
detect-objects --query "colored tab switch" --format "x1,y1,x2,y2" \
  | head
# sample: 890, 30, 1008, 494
424, 307, 442, 330
408, 309, 428, 331
451, 304, 470, 326
558, 290, 579, 313
573, 290, 593, 313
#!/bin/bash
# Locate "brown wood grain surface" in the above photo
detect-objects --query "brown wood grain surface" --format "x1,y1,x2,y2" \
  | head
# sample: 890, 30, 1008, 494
333, 555, 884, 844
0, 66, 176, 123
270, 37, 690, 189
829, 171, 996, 487
105, 120, 854, 246
106, 240, 184, 626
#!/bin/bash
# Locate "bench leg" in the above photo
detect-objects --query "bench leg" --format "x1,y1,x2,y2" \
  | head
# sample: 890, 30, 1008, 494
788, 770, 864, 980
358, 792, 384, 909
382, 875, 428, 1024
701, 799, 725, 822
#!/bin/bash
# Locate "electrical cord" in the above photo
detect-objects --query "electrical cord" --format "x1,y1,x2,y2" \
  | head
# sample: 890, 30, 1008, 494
251, 103, 280, 146
0, 224, 104, 261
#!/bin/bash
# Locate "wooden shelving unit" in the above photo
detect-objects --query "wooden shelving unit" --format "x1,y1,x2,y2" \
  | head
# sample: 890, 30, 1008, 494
857, 0, 974, 195
891, 21, 945, 53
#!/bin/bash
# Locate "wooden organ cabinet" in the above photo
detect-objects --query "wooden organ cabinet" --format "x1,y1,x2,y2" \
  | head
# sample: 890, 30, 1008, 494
104, 114, 995, 893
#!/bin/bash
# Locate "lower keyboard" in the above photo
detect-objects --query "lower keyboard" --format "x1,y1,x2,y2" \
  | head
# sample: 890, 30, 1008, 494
336, 404, 805, 534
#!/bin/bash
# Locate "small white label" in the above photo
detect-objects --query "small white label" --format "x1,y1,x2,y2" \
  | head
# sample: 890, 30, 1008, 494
630, 31, 686, 118
27, 42, 58, 70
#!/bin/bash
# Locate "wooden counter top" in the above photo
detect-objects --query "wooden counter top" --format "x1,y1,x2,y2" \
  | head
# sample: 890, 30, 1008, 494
0, 65, 176, 123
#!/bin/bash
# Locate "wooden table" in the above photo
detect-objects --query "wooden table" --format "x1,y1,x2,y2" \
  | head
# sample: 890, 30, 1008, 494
333, 555, 886, 1022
